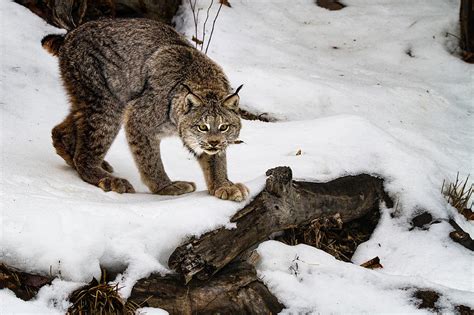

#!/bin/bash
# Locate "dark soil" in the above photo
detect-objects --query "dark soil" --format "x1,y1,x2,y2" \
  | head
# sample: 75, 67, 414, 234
413, 290, 440, 311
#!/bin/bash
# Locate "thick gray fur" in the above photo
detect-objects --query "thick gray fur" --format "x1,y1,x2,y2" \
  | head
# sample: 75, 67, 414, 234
47, 18, 248, 201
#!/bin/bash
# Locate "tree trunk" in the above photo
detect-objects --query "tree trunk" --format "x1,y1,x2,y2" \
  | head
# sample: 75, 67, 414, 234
13, 0, 181, 30
460, 0, 474, 62
129, 261, 284, 315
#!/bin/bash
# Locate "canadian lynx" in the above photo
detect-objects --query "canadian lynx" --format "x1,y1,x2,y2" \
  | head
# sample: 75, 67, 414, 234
42, 18, 248, 201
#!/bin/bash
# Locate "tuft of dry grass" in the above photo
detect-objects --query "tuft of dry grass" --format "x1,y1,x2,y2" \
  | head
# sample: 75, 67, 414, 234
442, 173, 473, 220
67, 269, 142, 315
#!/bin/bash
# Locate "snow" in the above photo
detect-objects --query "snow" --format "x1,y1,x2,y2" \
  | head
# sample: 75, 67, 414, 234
0, 280, 79, 315
1, 0, 473, 313
257, 240, 474, 314
137, 308, 169, 315
0, 280, 85, 314
0, 289, 62, 315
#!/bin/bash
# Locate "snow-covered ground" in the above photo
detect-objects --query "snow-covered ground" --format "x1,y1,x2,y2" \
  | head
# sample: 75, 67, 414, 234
1, 0, 473, 313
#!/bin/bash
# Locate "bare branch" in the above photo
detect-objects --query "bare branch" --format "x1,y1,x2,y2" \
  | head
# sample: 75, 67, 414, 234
188, 0, 199, 48
201, 0, 214, 52
205, 2, 223, 54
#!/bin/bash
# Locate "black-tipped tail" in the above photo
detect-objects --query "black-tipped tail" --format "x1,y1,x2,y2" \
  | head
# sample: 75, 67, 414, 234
41, 34, 65, 56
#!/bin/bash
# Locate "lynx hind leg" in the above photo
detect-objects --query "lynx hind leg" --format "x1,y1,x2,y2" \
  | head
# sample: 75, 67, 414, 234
52, 114, 76, 169
52, 113, 114, 172
72, 107, 134, 194
125, 110, 195, 195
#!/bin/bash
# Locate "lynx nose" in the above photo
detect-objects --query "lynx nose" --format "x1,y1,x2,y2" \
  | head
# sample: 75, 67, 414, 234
208, 140, 220, 147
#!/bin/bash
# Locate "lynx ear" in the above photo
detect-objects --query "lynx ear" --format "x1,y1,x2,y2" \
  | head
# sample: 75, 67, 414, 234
222, 84, 243, 110
182, 84, 203, 113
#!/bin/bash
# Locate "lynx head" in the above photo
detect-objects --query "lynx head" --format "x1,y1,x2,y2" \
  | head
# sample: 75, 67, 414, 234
178, 84, 243, 156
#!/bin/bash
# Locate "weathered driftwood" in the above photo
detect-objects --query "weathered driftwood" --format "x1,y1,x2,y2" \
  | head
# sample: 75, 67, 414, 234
169, 166, 392, 283
14, 0, 181, 30
129, 261, 283, 315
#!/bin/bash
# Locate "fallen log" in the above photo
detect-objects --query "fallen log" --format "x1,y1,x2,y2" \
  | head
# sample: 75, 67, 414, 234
449, 219, 474, 251
129, 261, 283, 315
0, 261, 282, 314
169, 166, 392, 283
1, 167, 391, 314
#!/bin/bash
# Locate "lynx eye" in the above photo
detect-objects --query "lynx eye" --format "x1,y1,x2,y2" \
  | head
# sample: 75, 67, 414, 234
198, 124, 209, 132
219, 124, 229, 132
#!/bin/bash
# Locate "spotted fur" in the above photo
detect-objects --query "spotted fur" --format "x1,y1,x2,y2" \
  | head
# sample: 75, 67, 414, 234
46, 18, 248, 201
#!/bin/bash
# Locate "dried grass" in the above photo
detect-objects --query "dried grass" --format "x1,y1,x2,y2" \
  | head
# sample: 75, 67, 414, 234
277, 208, 380, 262
67, 269, 142, 315
442, 173, 473, 220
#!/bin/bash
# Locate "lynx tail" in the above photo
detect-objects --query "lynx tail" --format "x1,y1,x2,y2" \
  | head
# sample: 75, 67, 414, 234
41, 34, 65, 56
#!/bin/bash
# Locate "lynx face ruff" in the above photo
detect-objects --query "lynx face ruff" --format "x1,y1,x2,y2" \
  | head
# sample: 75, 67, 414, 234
43, 18, 248, 201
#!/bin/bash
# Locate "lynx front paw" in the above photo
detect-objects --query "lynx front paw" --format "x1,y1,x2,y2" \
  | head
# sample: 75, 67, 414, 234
98, 177, 135, 194
214, 183, 249, 202
156, 181, 196, 196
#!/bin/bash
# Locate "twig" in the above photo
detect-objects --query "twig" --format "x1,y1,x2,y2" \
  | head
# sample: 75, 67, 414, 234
205, 2, 223, 54
446, 32, 461, 41
202, 0, 214, 52
188, 0, 199, 48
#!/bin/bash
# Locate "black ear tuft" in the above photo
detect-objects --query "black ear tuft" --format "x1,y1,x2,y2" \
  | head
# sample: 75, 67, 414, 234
221, 84, 243, 111
235, 84, 244, 95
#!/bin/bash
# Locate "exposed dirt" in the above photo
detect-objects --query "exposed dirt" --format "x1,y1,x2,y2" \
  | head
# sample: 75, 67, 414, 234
413, 290, 440, 311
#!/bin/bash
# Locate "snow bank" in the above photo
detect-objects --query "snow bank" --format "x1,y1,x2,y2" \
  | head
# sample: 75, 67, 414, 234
0, 289, 61, 315
257, 240, 474, 314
